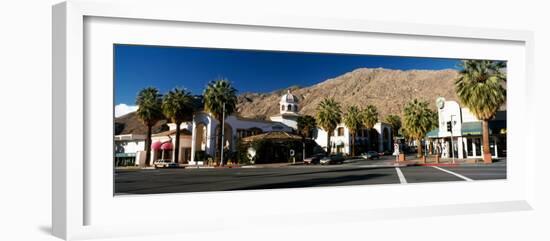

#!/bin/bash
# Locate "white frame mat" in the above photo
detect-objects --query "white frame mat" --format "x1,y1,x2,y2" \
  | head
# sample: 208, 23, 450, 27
53, 1, 535, 240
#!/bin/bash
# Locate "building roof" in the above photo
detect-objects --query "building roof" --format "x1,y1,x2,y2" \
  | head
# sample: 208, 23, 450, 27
280, 89, 298, 103
152, 128, 192, 137
241, 131, 302, 143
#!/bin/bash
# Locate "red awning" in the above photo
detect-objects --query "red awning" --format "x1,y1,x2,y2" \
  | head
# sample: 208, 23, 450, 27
151, 141, 162, 150
160, 142, 173, 150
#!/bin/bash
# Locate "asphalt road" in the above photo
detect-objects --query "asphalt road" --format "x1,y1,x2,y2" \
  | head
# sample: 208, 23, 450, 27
115, 157, 507, 195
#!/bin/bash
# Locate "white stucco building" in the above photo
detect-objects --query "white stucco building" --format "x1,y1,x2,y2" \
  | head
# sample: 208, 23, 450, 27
114, 90, 393, 166
114, 134, 145, 166
426, 97, 506, 159
314, 122, 392, 155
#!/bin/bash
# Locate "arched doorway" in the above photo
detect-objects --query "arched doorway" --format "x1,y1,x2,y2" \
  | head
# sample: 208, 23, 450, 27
194, 122, 208, 152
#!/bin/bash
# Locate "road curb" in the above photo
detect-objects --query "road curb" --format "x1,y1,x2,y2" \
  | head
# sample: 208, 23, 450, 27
406, 163, 507, 167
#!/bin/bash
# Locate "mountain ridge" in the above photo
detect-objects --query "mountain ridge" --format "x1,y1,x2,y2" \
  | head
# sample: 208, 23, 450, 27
116, 67, 465, 134
236, 67, 461, 120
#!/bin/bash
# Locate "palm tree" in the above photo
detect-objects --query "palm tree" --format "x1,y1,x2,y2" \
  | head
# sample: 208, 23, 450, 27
316, 98, 342, 154
203, 79, 238, 166
402, 99, 437, 158
162, 88, 195, 164
343, 105, 363, 156
136, 87, 164, 166
455, 60, 506, 163
385, 114, 402, 140
297, 115, 317, 159
362, 105, 379, 151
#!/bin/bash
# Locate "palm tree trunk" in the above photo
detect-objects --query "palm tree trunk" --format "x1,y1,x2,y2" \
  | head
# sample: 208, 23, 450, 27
173, 122, 181, 164
482, 120, 492, 163
327, 131, 331, 154
145, 124, 152, 167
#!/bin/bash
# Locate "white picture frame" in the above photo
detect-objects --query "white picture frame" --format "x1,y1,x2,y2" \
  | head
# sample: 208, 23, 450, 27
52, 0, 535, 240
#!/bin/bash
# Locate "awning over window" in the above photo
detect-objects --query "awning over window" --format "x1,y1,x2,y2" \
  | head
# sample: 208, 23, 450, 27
461, 122, 483, 135
461, 120, 507, 136
160, 142, 173, 150
426, 128, 439, 138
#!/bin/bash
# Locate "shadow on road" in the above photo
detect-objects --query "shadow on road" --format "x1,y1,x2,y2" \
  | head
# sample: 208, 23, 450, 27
269, 166, 395, 178
228, 173, 390, 190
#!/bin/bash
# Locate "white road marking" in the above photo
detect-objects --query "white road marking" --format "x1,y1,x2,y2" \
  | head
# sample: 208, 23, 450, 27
432, 166, 474, 181
395, 167, 407, 184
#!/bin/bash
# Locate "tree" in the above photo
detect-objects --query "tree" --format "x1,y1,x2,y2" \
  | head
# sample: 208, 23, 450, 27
362, 105, 379, 151
316, 98, 342, 154
136, 87, 164, 166
343, 105, 363, 156
162, 88, 195, 164
385, 115, 402, 139
402, 99, 437, 158
203, 79, 238, 166
297, 115, 317, 158
455, 60, 506, 163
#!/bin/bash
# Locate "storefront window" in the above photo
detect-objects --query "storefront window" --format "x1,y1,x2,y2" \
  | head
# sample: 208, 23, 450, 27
490, 138, 496, 156
467, 138, 473, 157
474, 138, 481, 157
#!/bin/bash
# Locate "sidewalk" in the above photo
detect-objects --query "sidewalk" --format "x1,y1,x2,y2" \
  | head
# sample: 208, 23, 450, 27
399, 157, 507, 167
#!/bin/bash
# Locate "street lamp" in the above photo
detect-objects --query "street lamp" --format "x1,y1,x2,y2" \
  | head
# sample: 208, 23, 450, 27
450, 115, 456, 164
220, 102, 225, 167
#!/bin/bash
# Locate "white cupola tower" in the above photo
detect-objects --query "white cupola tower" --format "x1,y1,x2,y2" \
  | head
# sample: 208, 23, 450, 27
279, 89, 299, 114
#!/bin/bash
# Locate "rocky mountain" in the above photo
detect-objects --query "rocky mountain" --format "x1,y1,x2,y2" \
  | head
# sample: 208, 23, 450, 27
236, 68, 461, 120
115, 67, 476, 134
114, 112, 168, 135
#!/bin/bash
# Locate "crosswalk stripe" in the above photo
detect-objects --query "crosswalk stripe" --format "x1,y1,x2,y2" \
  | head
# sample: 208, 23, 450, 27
395, 167, 407, 184
432, 166, 474, 181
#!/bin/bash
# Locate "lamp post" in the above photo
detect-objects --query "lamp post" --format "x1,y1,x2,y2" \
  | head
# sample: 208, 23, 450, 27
450, 115, 456, 164
220, 102, 225, 167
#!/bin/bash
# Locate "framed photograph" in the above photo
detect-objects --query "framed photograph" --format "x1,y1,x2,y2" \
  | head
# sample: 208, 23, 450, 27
53, 0, 535, 240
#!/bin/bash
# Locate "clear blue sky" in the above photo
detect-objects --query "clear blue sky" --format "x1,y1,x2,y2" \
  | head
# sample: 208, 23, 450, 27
114, 44, 462, 105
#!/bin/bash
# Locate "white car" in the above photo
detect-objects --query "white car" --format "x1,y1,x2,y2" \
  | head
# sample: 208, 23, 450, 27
153, 159, 178, 168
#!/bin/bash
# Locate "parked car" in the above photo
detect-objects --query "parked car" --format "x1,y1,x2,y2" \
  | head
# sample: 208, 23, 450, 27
303, 153, 325, 165
320, 154, 345, 165
361, 151, 380, 160
153, 159, 178, 168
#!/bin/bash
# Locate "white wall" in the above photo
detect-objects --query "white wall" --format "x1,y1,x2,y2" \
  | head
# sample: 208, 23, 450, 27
115, 140, 144, 154
1, 0, 549, 241
438, 100, 462, 137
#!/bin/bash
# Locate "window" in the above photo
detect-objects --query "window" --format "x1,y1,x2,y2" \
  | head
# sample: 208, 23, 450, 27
287, 104, 292, 111
337, 127, 345, 136
281, 105, 285, 111
293, 105, 298, 112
